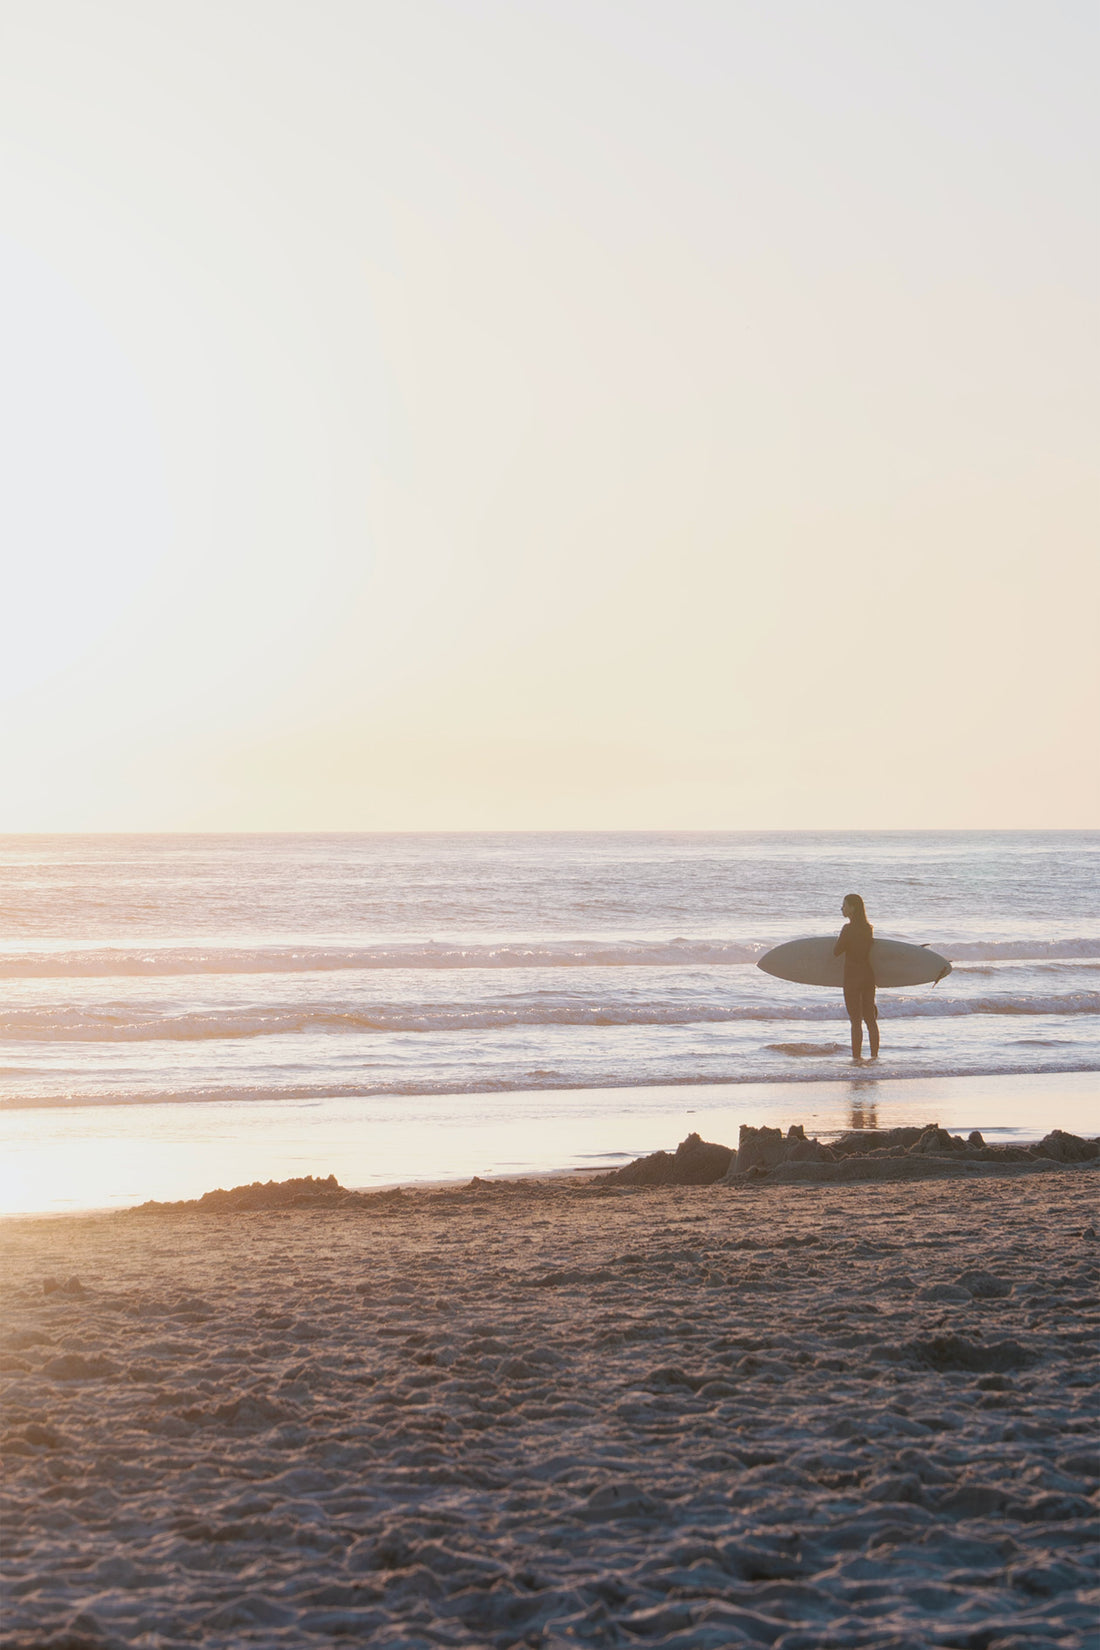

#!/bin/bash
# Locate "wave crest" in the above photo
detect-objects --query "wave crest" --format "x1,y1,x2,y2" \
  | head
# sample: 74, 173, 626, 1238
0, 991, 1095, 1041
1, 934, 1096, 978
0, 939, 766, 978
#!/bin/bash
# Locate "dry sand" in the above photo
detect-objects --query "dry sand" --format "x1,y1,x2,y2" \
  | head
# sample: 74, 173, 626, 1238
1, 1164, 1098, 1650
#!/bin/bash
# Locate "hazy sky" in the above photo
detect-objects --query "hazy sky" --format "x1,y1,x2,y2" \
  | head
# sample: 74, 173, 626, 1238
0, 0, 1096, 829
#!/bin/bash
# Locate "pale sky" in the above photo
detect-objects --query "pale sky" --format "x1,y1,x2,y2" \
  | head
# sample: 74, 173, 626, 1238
0, 0, 1096, 829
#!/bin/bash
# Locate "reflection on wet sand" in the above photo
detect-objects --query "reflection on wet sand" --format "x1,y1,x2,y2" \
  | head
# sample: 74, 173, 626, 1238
848, 1081, 879, 1131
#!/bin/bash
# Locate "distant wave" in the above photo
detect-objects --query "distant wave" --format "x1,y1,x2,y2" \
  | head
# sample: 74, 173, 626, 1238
942, 939, 1100, 961
0, 935, 1097, 978
0, 992, 1095, 1041
0, 939, 764, 977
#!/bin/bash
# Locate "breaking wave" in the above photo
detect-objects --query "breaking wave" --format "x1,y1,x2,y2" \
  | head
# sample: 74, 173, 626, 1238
0, 935, 1097, 979
0, 939, 764, 978
0, 991, 1095, 1041
3, 1053, 1097, 1110
941, 939, 1100, 961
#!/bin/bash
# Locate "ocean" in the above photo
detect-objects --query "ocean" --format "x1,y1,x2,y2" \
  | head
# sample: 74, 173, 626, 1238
2, 831, 1097, 1211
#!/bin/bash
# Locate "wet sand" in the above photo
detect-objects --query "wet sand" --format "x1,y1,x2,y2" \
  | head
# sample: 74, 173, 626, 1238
5, 1070, 1099, 1218
1, 1165, 1098, 1649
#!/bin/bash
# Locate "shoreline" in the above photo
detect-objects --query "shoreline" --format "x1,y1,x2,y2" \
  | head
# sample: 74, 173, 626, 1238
2, 1069, 1097, 1219
2, 1154, 1097, 1225
2, 1054, 1098, 1111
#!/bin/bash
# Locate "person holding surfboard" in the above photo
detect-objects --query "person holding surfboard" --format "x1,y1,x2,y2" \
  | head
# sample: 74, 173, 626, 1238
834, 893, 879, 1062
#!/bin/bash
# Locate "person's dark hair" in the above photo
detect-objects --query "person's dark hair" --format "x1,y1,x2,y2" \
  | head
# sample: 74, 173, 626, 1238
843, 893, 871, 930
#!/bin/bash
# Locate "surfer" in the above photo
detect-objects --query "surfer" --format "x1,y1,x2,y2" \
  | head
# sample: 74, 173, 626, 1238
834, 893, 879, 1062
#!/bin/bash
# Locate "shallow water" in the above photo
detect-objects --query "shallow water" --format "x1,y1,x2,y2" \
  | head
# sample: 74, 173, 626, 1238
2, 1071, 1096, 1216
0, 832, 1096, 1212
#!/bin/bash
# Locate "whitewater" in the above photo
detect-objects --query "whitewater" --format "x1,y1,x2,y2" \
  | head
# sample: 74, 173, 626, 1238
0, 831, 1096, 1111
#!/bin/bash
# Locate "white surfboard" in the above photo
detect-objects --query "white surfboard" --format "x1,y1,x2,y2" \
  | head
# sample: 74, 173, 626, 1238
757, 936, 951, 989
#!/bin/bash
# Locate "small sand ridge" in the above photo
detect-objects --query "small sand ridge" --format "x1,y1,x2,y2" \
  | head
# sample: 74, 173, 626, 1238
1, 1150, 1098, 1649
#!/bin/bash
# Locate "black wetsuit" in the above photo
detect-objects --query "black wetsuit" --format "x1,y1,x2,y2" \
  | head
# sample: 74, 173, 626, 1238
834, 920, 876, 1023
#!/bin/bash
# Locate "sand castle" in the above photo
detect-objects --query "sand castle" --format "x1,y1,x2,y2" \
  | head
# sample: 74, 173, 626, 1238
595, 1124, 1100, 1188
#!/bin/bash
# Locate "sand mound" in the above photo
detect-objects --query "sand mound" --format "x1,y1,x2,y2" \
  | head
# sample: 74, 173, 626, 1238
131, 1127, 1100, 1215
597, 1125, 1100, 1192
133, 1174, 370, 1214
594, 1131, 733, 1186
723, 1123, 1100, 1184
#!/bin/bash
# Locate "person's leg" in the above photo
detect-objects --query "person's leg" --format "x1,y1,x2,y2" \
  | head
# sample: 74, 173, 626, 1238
844, 979, 864, 1060
850, 976, 864, 1056
865, 985, 879, 1058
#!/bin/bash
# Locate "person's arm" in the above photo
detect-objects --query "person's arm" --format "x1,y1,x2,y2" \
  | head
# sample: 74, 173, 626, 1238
834, 923, 850, 958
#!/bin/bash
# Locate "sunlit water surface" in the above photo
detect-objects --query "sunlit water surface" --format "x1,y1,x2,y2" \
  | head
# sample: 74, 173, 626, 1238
3, 1072, 1097, 1217
0, 833, 1096, 1213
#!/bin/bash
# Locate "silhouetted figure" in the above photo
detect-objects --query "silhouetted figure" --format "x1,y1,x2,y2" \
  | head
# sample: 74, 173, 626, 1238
834, 892, 879, 1062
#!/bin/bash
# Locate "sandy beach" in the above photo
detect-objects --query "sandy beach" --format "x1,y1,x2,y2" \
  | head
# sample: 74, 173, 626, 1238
2, 0, 1096, 1632
2, 1152, 1098, 1649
